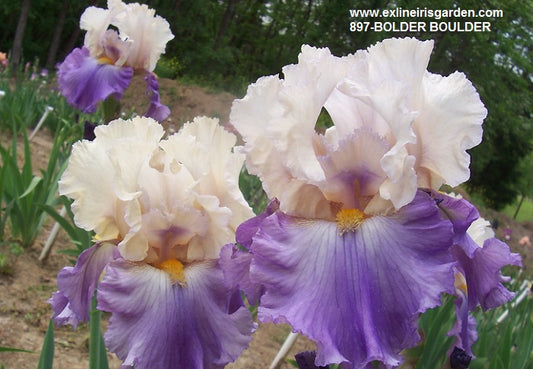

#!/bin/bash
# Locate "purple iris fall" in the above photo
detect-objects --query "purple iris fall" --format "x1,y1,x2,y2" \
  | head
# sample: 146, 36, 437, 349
222, 38, 522, 368
49, 117, 255, 368
57, 0, 174, 121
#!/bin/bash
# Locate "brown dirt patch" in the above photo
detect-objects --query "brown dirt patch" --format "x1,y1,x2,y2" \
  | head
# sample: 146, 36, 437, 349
122, 75, 238, 134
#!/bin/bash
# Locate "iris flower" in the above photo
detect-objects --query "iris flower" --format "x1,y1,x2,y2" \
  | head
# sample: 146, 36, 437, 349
49, 116, 254, 368
224, 38, 521, 368
57, 0, 174, 121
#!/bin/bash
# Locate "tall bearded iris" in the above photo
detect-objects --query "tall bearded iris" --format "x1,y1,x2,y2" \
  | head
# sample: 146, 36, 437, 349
57, 0, 174, 120
225, 38, 521, 368
48, 117, 254, 368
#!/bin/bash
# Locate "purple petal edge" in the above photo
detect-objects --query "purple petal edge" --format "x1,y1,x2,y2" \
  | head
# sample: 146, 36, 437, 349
435, 192, 522, 311
57, 47, 132, 113
249, 191, 456, 368
98, 259, 254, 369
48, 243, 116, 326
452, 239, 522, 311
219, 243, 263, 306
219, 199, 279, 305
144, 73, 170, 121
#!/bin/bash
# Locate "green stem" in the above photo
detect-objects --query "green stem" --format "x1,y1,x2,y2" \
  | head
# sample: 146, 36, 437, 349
513, 194, 524, 220
89, 294, 109, 369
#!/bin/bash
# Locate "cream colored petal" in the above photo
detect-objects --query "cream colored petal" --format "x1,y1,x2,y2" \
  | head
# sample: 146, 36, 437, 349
80, 0, 126, 58
96, 116, 165, 143
138, 158, 197, 214
118, 230, 148, 262
162, 117, 235, 182
219, 150, 255, 229
331, 39, 433, 209
187, 195, 233, 261
80, 6, 111, 57
278, 180, 335, 220
232, 45, 351, 188
467, 217, 495, 248
160, 117, 253, 229
318, 130, 389, 210
365, 37, 433, 100
379, 152, 418, 209
58, 117, 163, 240
232, 78, 327, 218
112, 2, 174, 70
411, 72, 486, 189
59, 139, 120, 238
117, 198, 146, 261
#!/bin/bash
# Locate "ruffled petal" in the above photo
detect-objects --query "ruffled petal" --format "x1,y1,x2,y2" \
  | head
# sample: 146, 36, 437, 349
49, 243, 117, 325
58, 117, 164, 240
334, 38, 432, 209
80, 0, 173, 70
97, 259, 253, 369
219, 199, 279, 305
57, 47, 133, 113
432, 192, 479, 243
234, 94, 332, 218
413, 72, 487, 189
160, 117, 254, 239
48, 291, 83, 329
435, 192, 522, 310
219, 243, 263, 306
231, 46, 352, 218
236, 198, 280, 249
80, 0, 126, 58
144, 72, 170, 121
452, 239, 522, 310
112, 1, 174, 71
231, 38, 486, 216
248, 191, 455, 368
187, 195, 233, 260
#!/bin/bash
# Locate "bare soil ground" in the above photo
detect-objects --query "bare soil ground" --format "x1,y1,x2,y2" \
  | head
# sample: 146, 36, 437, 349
0, 77, 531, 368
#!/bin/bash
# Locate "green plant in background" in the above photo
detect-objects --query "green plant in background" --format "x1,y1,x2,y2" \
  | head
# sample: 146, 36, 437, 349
154, 56, 182, 80
316, 108, 334, 133
406, 269, 532, 369
37, 320, 54, 369
0, 75, 49, 132
42, 196, 94, 262
0, 122, 68, 248
0, 344, 33, 368
410, 297, 456, 368
470, 274, 533, 369
239, 167, 268, 214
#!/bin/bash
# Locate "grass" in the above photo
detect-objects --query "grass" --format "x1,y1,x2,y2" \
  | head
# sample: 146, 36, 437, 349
0, 125, 67, 247
502, 196, 533, 222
